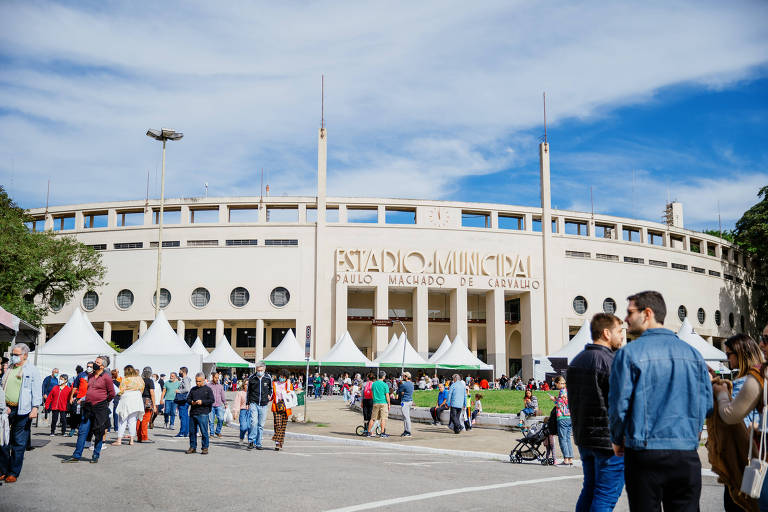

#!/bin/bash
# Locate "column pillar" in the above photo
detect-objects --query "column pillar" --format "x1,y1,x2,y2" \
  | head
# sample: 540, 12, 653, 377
469, 327, 478, 355
176, 319, 185, 338
102, 321, 112, 344
215, 319, 224, 347
334, 282, 348, 344
255, 319, 265, 362
450, 287, 468, 343
486, 289, 506, 378
37, 326, 47, 350
107, 208, 117, 228
218, 204, 229, 223
524, 213, 533, 232
180, 205, 190, 224
374, 284, 389, 357
75, 211, 84, 230
44, 213, 53, 231
139, 320, 148, 336
490, 211, 499, 229
413, 287, 429, 358
377, 205, 385, 224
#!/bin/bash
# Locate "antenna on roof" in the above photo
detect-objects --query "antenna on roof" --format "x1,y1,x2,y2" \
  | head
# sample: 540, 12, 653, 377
543, 92, 547, 144
321, 74, 325, 131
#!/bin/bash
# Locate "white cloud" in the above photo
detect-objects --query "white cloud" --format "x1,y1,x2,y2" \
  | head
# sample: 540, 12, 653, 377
0, 0, 767, 212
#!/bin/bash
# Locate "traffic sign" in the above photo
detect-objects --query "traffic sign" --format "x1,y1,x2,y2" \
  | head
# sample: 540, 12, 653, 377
305, 325, 311, 359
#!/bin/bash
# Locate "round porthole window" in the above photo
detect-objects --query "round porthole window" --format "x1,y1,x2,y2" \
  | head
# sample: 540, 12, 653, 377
572, 296, 588, 315
602, 298, 616, 314
153, 288, 171, 309
715, 310, 721, 326
677, 305, 687, 322
116, 289, 134, 310
82, 291, 99, 312
230, 287, 250, 308
270, 287, 290, 308
191, 287, 210, 308
697, 308, 705, 325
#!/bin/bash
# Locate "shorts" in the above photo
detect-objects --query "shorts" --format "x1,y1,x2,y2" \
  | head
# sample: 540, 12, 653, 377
371, 403, 388, 422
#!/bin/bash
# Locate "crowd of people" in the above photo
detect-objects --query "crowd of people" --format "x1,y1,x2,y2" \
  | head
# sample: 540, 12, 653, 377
3, 287, 768, 512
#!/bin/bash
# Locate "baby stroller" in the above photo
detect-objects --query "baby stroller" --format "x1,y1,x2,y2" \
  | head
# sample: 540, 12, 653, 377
509, 420, 552, 465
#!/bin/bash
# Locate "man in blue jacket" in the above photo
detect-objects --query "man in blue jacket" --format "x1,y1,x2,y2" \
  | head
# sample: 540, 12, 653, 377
446, 374, 467, 434
609, 290, 712, 511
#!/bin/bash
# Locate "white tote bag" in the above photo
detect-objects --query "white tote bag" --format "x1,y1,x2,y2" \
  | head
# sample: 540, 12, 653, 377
283, 390, 298, 409
741, 373, 768, 498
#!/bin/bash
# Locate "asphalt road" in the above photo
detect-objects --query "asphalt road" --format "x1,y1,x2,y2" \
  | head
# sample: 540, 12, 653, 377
1, 423, 725, 512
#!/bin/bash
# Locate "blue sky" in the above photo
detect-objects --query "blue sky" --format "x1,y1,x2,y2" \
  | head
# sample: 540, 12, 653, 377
0, 1, 766, 231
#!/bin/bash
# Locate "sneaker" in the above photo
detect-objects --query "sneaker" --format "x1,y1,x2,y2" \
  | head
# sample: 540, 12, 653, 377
256, 446, 263, 450
379, 433, 389, 439
247, 442, 254, 450
185, 448, 196, 454
201, 448, 208, 455
216, 434, 222, 438
174, 433, 185, 438
50, 433, 56, 437
403, 432, 412, 437
61, 457, 80, 463
90, 458, 99, 464
400, 432, 408, 437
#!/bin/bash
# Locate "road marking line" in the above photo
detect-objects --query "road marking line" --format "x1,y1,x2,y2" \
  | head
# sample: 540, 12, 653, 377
323, 475, 582, 512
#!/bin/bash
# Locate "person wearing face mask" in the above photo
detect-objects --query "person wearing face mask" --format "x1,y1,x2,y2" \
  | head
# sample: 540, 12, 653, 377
174, 367, 192, 438
62, 355, 115, 463
271, 369, 293, 451
0, 343, 42, 483
246, 362, 272, 450
567, 313, 625, 511
42, 368, 59, 423
44, 374, 71, 436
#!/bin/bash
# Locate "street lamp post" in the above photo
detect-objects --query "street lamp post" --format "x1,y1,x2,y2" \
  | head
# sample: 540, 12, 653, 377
146, 128, 183, 317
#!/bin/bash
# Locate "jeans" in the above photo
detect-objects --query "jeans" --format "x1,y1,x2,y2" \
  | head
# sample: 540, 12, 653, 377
238, 409, 251, 440
314, 384, 322, 399
189, 414, 209, 450
401, 401, 413, 433
0, 407, 30, 477
177, 403, 189, 435
343, 388, 350, 402
209, 405, 225, 435
576, 447, 625, 512
248, 403, 269, 446
557, 418, 573, 458
625, 448, 700, 511
164, 400, 177, 426
72, 414, 104, 460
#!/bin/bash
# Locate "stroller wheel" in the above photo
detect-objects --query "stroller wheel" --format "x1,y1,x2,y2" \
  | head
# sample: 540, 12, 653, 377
541, 458, 549, 465
355, 425, 365, 436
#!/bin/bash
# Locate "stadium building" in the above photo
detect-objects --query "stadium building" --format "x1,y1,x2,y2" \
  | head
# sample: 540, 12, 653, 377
26, 130, 754, 378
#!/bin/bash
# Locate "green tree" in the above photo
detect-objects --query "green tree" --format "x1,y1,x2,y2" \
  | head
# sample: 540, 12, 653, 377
0, 186, 107, 327
703, 229, 735, 243
734, 185, 768, 330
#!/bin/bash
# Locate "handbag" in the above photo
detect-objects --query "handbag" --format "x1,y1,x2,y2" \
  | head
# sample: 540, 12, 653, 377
283, 391, 298, 409
275, 400, 286, 413
174, 391, 188, 406
143, 396, 153, 410
741, 371, 768, 498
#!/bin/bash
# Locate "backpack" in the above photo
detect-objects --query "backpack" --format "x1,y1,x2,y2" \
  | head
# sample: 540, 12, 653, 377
363, 381, 373, 399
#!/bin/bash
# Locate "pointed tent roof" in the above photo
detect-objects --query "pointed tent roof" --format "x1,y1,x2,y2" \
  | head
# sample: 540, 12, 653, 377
203, 337, 254, 368
373, 334, 400, 362
190, 337, 208, 356
677, 317, 728, 361
38, 309, 115, 355
120, 311, 195, 356
428, 335, 452, 363
375, 332, 432, 368
548, 321, 592, 362
319, 331, 372, 366
264, 329, 313, 365
532, 355, 556, 381
434, 335, 492, 370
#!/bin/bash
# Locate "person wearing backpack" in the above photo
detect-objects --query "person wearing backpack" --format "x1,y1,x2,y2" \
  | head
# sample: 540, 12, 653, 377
361, 372, 375, 434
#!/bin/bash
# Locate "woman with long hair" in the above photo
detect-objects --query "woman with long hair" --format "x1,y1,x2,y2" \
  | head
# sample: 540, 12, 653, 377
137, 367, 157, 443
548, 375, 573, 465
271, 368, 294, 451
232, 380, 250, 446
517, 388, 539, 427
112, 366, 144, 446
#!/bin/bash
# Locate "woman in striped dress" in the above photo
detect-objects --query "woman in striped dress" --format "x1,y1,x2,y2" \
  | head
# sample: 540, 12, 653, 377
271, 368, 294, 451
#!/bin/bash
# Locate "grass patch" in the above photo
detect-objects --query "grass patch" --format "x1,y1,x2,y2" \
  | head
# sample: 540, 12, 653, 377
413, 390, 556, 415
315, 423, 328, 427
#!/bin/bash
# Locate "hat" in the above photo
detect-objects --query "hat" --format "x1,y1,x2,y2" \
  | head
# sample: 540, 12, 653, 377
160, 373, 166, 377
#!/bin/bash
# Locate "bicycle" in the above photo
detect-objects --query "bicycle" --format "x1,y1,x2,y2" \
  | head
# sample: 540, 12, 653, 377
356, 420, 382, 436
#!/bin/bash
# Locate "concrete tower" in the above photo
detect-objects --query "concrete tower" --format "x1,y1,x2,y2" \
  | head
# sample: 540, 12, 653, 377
539, 140, 554, 355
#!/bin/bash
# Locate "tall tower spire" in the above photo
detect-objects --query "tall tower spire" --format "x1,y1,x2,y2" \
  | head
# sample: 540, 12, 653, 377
539, 92, 553, 357
317, 74, 327, 226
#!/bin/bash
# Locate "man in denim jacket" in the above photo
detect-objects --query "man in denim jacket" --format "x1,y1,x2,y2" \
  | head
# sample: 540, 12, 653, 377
609, 290, 712, 511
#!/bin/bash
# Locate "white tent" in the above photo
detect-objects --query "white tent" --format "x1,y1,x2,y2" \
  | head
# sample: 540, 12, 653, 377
190, 337, 208, 357
548, 321, 592, 363
373, 334, 400, 362
319, 331, 373, 366
433, 334, 492, 370
264, 329, 314, 366
374, 332, 432, 368
677, 317, 729, 373
428, 335, 452, 363
203, 337, 254, 368
532, 355, 556, 382
36, 309, 117, 377
116, 311, 202, 378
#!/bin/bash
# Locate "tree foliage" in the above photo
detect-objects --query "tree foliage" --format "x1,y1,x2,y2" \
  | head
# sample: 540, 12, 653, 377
734, 185, 768, 329
0, 186, 107, 327
703, 229, 735, 243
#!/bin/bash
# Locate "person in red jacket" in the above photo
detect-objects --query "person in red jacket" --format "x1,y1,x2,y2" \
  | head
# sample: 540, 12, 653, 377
45, 375, 71, 436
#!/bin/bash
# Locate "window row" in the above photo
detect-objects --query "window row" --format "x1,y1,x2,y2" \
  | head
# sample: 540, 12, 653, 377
572, 296, 746, 330
93, 239, 296, 251
51, 286, 291, 312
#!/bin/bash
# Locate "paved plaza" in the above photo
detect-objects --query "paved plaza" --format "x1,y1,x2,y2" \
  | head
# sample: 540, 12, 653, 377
2, 399, 725, 511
